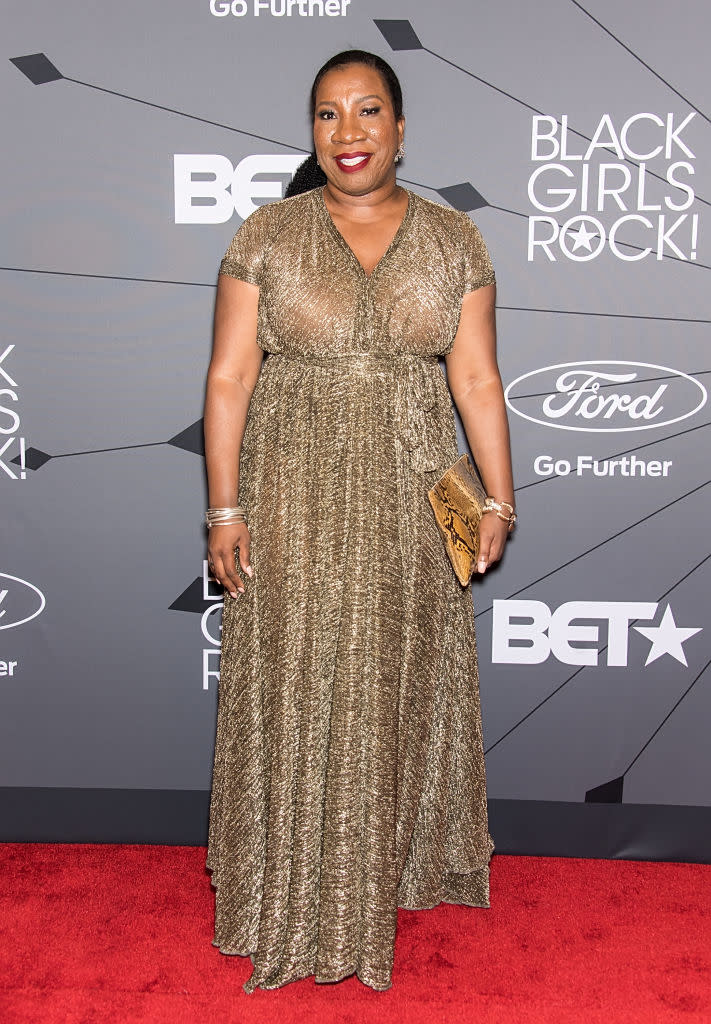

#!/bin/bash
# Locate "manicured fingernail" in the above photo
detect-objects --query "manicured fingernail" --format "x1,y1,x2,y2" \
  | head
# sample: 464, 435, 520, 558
245, 566, 253, 578
230, 590, 238, 598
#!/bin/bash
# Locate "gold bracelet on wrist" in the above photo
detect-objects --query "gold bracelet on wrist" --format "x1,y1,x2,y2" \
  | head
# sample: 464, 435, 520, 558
482, 497, 517, 530
205, 506, 248, 529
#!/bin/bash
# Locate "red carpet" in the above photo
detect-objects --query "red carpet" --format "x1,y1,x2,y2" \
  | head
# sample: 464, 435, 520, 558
0, 844, 709, 1023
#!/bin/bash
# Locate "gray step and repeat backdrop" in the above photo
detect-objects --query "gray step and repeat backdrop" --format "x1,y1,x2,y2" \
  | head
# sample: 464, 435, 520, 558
2, 0, 709, 859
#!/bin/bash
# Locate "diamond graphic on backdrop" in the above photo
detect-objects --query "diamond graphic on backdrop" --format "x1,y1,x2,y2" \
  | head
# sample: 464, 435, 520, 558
10, 53, 63, 85
585, 776, 624, 803
169, 578, 205, 614
168, 419, 204, 456
373, 19, 423, 51
436, 183, 489, 212
10, 447, 52, 471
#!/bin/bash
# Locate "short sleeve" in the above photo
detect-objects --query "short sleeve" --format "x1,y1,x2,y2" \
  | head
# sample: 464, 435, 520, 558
461, 214, 496, 293
219, 204, 274, 286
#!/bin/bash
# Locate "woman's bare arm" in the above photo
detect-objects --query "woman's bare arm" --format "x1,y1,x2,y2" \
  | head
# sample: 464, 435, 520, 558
204, 274, 263, 597
444, 282, 515, 573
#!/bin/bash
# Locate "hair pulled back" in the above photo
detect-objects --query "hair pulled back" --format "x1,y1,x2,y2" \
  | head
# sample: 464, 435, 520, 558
285, 50, 403, 199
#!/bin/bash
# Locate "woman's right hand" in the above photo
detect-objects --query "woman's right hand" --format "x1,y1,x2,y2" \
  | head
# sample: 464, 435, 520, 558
207, 523, 253, 599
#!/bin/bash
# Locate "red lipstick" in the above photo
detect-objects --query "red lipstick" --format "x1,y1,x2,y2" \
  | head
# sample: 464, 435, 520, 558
334, 152, 372, 173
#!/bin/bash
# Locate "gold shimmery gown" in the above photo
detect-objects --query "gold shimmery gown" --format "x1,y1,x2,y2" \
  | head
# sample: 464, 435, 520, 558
206, 185, 496, 993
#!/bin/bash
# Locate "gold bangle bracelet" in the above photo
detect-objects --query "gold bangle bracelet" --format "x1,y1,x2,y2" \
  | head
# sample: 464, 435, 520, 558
481, 502, 518, 529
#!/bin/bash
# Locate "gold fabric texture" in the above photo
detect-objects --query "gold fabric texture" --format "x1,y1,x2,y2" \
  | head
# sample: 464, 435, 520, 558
206, 185, 496, 993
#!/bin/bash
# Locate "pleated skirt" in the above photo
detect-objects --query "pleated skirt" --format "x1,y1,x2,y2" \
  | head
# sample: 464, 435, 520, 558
206, 350, 494, 992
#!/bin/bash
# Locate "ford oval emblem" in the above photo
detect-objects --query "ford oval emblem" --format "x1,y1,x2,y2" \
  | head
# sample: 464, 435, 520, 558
504, 361, 707, 433
0, 573, 46, 630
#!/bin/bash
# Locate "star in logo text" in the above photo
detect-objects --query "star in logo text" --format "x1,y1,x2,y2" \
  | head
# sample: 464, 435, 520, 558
634, 604, 702, 667
567, 221, 599, 252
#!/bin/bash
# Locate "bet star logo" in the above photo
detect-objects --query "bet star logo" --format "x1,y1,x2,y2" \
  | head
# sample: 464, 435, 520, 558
634, 604, 702, 667
492, 599, 703, 667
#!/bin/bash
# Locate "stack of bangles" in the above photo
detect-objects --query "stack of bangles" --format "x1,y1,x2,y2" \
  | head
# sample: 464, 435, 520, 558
482, 497, 517, 531
205, 506, 248, 528
205, 502, 516, 531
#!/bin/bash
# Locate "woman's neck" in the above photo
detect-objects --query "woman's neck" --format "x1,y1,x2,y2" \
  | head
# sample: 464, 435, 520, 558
322, 178, 405, 223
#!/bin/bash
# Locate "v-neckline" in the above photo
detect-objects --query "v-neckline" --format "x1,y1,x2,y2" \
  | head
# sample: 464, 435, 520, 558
316, 185, 414, 282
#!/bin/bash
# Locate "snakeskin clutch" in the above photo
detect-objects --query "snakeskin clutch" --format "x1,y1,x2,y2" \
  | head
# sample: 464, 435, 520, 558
427, 453, 487, 586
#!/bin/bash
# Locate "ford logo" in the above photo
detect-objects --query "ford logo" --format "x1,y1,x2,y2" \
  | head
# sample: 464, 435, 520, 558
0, 573, 46, 630
504, 361, 707, 433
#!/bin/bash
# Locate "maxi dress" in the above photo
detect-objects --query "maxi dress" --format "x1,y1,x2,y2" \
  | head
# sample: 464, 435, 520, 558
206, 184, 497, 993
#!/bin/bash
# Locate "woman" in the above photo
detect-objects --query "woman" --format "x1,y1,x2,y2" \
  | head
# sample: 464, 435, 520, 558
204, 49, 515, 993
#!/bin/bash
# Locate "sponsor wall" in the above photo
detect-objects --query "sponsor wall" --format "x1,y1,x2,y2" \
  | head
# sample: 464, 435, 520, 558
1, 0, 709, 858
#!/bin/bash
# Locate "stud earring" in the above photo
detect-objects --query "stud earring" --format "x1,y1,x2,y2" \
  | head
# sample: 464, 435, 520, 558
394, 144, 405, 164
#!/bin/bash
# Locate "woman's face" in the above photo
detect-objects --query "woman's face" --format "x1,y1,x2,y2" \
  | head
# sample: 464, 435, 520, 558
313, 63, 404, 197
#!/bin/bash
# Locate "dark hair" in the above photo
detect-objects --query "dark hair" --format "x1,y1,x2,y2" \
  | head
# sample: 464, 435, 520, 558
285, 50, 403, 198
308, 49, 403, 122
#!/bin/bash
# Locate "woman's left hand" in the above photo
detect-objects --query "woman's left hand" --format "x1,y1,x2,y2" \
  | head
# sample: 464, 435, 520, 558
476, 513, 512, 574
